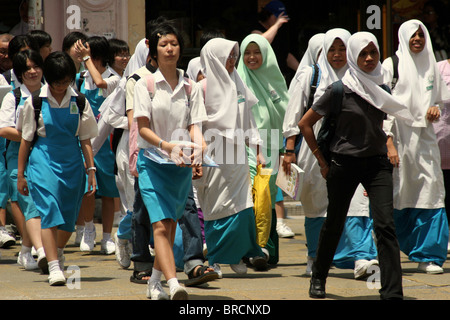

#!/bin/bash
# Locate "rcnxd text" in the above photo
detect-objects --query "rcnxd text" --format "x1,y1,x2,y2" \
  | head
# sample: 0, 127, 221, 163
179, 304, 271, 317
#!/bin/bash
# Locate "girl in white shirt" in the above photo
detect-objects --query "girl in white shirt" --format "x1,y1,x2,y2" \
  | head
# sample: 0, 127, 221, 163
133, 21, 208, 300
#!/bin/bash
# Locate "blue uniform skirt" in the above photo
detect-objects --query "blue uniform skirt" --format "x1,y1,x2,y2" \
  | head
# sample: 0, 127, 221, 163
0, 138, 7, 209
137, 149, 192, 223
305, 216, 378, 269
394, 208, 449, 266
6, 141, 39, 220
204, 208, 264, 265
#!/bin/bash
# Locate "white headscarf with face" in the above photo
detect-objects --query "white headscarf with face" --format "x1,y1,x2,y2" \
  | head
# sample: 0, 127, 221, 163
314, 28, 351, 102
342, 32, 414, 123
123, 38, 149, 78
393, 19, 450, 127
200, 38, 259, 144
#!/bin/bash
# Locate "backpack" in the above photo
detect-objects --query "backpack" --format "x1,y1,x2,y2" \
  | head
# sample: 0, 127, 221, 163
29, 89, 86, 150
390, 55, 399, 90
316, 80, 391, 165
128, 73, 202, 177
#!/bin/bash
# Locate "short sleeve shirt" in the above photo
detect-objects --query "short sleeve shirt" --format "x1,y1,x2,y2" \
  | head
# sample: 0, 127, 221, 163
133, 69, 208, 149
312, 83, 388, 157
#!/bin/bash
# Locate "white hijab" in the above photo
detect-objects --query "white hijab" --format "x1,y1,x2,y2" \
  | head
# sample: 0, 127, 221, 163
342, 32, 414, 124
123, 38, 149, 78
200, 38, 259, 143
186, 56, 202, 81
393, 19, 450, 127
314, 28, 351, 102
288, 33, 325, 95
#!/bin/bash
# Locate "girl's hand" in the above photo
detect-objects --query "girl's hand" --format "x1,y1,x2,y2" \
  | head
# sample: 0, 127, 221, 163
17, 175, 29, 196
75, 40, 91, 59
192, 166, 203, 180
86, 170, 97, 196
427, 106, 440, 122
282, 152, 296, 176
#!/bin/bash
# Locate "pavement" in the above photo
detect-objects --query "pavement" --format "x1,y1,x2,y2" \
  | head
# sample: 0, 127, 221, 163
1, 204, 450, 306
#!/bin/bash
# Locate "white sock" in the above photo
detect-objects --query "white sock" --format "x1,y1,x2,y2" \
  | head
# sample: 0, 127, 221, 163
48, 260, 60, 273
103, 232, 111, 241
85, 220, 94, 230
149, 268, 163, 284
36, 247, 46, 259
167, 278, 180, 291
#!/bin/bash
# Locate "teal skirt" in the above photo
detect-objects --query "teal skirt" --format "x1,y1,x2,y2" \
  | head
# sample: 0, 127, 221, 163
305, 216, 378, 269
204, 207, 264, 265
0, 139, 7, 209
137, 149, 192, 223
394, 208, 449, 266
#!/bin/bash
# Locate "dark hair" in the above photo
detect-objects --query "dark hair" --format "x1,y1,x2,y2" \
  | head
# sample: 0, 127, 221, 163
43, 51, 77, 85
200, 29, 225, 49
108, 38, 130, 63
12, 49, 43, 84
62, 31, 87, 52
8, 35, 38, 59
148, 20, 184, 62
146, 16, 168, 41
28, 30, 52, 48
86, 36, 110, 67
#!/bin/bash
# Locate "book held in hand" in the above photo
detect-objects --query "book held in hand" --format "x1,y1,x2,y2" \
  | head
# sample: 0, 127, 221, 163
276, 156, 304, 200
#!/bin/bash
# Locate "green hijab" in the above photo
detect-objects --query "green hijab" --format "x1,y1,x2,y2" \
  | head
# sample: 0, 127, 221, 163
237, 34, 288, 151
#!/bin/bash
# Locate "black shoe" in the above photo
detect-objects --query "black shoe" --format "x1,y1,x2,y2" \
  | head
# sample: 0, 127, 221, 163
309, 277, 326, 298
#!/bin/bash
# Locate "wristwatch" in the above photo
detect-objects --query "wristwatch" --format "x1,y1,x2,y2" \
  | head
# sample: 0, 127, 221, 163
285, 149, 295, 154
83, 55, 91, 62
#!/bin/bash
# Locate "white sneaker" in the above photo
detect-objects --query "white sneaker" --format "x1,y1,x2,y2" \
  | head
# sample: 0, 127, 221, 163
418, 262, 444, 274
0, 228, 15, 248
48, 270, 66, 286
170, 285, 188, 300
147, 281, 169, 300
80, 226, 96, 252
276, 222, 295, 238
230, 260, 247, 274
114, 233, 131, 268
17, 251, 39, 270
306, 256, 313, 276
354, 259, 379, 280
212, 263, 223, 279
101, 238, 116, 255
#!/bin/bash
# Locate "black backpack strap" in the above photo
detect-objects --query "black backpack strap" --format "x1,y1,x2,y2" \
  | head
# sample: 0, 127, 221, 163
30, 90, 43, 149
13, 87, 22, 110
2, 70, 12, 85
73, 90, 86, 117
306, 64, 320, 112
77, 71, 87, 91
391, 55, 399, 90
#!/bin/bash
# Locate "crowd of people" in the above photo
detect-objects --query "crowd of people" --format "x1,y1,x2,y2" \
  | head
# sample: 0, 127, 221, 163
0, 0, 450, 301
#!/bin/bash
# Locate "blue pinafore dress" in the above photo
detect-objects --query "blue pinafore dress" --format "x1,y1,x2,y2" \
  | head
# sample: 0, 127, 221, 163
27, 98, 86, 232
78, 74, 119, 198
0, 137, 8, 209
6, 94, 39, 220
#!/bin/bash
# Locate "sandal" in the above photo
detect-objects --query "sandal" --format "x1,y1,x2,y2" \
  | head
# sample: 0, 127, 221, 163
185, 265, 219, 287
130, 270, 152, 284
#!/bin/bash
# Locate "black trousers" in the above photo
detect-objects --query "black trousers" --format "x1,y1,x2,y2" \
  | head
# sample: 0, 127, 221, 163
312, 153, 403, 300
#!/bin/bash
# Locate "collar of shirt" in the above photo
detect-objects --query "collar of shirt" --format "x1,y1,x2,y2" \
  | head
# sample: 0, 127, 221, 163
39, 84, 79, 107
154, 68, 190, 96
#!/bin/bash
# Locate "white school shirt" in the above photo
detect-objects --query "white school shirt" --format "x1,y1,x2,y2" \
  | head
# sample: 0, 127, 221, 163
21, 84, 98, 142
133, 68, 208, 149
0, 84, 33, 131
83, 66, 121, 98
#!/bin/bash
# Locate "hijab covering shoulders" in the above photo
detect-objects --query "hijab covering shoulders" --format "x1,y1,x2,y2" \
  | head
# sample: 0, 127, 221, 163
289, 33, 325, 95
342, 31, 414, 124
200, 38, 260, 144
389, 19, 450, 127
314, 28, 351, 102
237, 33, 288, 150
123, 38, 149, 78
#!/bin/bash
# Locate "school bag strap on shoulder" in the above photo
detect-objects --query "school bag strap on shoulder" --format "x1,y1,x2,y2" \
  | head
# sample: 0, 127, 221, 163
390, 55, 399, 90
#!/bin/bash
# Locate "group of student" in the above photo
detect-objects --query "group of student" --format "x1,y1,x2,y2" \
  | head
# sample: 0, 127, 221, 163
0, 13, 449, 301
